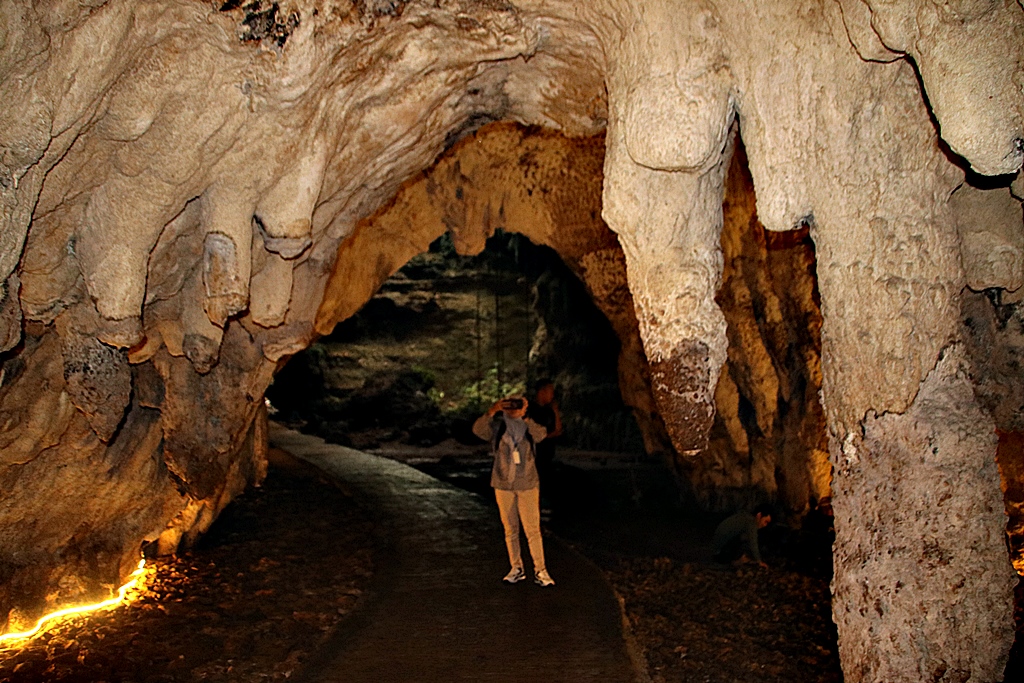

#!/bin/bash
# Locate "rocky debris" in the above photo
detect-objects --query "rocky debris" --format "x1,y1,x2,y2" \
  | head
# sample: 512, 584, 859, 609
0, 457, 375, 683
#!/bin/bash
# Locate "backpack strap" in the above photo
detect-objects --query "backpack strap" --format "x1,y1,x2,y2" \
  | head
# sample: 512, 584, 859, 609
490, 414, 507, 453
490, 415, 533, 457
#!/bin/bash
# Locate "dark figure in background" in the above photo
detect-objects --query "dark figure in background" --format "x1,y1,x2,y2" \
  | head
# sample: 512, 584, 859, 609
473, 396, 555, 587
712, 503, 773, 568
800, 496, 836, 577
527, 379, 563, 517
528, 379, 563, 468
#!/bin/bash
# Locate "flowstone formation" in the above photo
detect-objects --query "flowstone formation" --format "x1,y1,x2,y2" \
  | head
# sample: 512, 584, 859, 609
2, 0, 1023, 679
698, 140, 830, 516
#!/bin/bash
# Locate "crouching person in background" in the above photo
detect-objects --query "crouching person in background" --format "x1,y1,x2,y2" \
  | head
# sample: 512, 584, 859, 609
712, 503, 773, 569
473, 396, 554, 587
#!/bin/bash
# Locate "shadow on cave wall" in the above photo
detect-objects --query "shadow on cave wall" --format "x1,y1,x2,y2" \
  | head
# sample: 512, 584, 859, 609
268, 230, 645, 454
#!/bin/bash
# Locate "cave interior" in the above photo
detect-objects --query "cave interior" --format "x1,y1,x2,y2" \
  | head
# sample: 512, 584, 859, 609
2, 0, 1024, 680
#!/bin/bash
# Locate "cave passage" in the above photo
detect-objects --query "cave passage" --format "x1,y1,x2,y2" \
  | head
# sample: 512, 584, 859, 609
268, 229, 646, 455
3, 101, 1022, 678
267, 122, 1024, 680
5, 2, 1024, 680
260, 124, 850, 681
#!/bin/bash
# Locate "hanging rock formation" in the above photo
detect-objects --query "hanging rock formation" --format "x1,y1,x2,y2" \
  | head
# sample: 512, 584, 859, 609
316, 123, 676, 460
698, 140, 830, 516
314, 121, 829, 519
1, 0, 1023, 679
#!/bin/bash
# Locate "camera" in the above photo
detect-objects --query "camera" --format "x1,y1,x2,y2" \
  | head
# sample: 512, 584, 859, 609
502, 398, 525, 411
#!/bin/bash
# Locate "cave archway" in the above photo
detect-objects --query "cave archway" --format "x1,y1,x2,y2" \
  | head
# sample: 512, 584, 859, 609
256, 122, 847, 681
298, 122, 831, 522
269, 229, 651, 456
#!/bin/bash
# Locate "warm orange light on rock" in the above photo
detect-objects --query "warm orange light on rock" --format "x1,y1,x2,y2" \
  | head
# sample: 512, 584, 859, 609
0, 559, 148, 646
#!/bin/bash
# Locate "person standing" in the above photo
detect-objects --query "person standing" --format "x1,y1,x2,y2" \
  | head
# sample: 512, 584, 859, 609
527, 379, 563, 519
527, 379, 563, 475
473, 396, 555, 587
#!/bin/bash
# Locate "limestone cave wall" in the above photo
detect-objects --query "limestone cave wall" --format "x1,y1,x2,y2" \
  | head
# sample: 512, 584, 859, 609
2, 0, 1024, 679
1, 0, 608, 634
697, 140, 830, 517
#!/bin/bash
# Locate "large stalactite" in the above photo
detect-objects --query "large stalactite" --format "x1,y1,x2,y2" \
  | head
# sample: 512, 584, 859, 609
1, 0, 1023, 679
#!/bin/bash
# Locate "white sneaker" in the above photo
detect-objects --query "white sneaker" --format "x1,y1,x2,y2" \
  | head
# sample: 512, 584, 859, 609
534, 569, 555, 587
503, 567, 526, 584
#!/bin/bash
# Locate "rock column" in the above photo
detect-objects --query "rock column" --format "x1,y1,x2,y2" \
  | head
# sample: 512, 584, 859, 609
827, 345, 1015, 680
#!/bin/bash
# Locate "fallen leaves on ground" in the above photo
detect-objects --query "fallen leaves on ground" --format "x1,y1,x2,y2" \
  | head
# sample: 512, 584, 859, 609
606, 557, 842, 683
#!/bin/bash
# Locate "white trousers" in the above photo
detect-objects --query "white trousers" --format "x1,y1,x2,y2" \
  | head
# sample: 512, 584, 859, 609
494, 487, 547, 573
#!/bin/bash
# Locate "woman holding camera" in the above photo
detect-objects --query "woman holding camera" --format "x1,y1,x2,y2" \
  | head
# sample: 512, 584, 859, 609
472, 396, 555, 587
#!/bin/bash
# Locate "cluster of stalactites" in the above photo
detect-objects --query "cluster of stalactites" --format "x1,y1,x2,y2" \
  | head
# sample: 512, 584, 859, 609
592, 0, 1024, 452
0, 0, 558, 451
0, 0, 1020, 509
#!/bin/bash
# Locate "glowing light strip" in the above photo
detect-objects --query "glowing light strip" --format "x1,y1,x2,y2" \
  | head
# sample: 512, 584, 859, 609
0, 559, 147, 646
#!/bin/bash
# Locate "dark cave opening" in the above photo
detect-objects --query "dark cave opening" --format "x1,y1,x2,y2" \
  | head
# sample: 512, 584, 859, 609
267, 228, 646, 455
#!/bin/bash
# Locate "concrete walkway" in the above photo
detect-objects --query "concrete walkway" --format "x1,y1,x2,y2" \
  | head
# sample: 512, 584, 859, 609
270, 426, 642, 683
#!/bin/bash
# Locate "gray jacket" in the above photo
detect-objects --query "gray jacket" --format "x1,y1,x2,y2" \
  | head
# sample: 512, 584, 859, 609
472, 413, 547, 490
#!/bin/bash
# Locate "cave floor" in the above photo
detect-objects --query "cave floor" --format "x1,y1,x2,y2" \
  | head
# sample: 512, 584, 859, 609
4, 428, 1020, 682
401, 444, 847, 683
272, 426, 641, 683
0, 447, 376, 683
406, 445, 1024, 683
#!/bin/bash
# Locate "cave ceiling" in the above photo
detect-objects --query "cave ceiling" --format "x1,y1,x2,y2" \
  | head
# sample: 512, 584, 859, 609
2, 0, 1024, 679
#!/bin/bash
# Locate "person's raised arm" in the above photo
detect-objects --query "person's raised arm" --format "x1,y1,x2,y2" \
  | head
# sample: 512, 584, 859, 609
472, 401, 503, 440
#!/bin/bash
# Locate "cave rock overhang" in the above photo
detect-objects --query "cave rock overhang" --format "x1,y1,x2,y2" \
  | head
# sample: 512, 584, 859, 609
1, 0, 1024, 675
1, 0, 1022, 450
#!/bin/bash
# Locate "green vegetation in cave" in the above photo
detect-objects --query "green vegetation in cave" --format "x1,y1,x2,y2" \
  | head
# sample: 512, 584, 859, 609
268, 231, 646, 454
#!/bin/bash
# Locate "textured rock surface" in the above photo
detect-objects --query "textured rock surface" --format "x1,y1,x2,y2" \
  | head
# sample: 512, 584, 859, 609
953, 185, 1024, 292
831, 348, 1016, 681
1, 0, 1023, 678
853, 0, 1024, 177
696, 140, 829, 516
